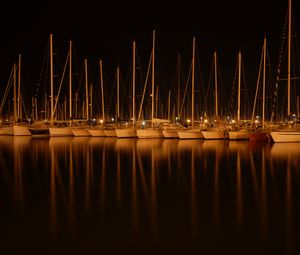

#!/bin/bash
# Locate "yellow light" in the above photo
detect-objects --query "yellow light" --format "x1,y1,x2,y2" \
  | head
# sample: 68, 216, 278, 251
186, 119, 191, 123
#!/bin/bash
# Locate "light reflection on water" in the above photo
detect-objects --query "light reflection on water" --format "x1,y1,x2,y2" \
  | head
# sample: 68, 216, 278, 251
0, 137, 299, 254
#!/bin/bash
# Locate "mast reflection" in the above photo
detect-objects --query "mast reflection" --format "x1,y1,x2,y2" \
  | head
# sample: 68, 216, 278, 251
13, 137, 30, 212
286, 153, 293, 255
132, 142, 138, 235
236, 147, 243, 227
50, 140, 57, 236
1, 135, 300, 253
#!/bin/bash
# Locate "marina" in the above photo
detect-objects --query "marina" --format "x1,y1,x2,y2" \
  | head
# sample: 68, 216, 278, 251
0, 136, 299, 254
1, 0, 300, 254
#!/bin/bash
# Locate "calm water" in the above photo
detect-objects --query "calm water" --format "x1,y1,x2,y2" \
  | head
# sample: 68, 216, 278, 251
0, 137, 299, 254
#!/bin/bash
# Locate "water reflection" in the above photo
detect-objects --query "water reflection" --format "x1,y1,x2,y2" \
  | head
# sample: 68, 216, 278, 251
0, 137, 300, 254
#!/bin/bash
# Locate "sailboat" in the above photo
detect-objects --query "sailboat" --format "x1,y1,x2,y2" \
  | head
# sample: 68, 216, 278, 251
0, 55, 31, 136
270, 0, 300, 142
177, 36, 203, 139
228, 51, 250, 140
136, 30, 164, 139
162, 54, 186, 138
71, 58, 92, 137
0, 63, 16, 135
103, 62, 117, 137
201, 51, 228, 139
115, 40, 137, 138
88, 58, 108, 137
29, 34, 73, 137
13, 55, 31, 136
248, 36, 270, 142
48, 36, 73, 137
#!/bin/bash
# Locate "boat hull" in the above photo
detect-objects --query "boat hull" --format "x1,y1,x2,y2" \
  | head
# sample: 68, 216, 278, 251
270, 130, 300, 143
104, 129, 117, 137
72, 129, 91, 137
248, 131, 269, 142
115, 128, 137, 138
13, 125, 31, 136
49, 127, 74, 137
136, 129, 163, 139
202, 130, 228, 140
162, 129, 179, 138
88, 129, 106, 137
0, 126, 13, 135
177, 129, 203, 139
228, 131, 249, 140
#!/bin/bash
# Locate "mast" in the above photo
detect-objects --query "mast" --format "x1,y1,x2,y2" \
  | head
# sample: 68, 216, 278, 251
17, 54, 21, 120
90, 83, 93, 118
168, 90, 171, 121
214, 51, 219, 119
237, 51, 241, 123
117, 66, 120, 125
151, 30, 155, 127
177, 53, 181, 117
69, 41, 72, 123
287, 0, 291, 117
262, 36, 266, 129
191, 36, 195, 126
13, 63, 17, 123
100, 60, 105, 123
50, 34, 54, 125
84, 59, 89, 120
35, 97, 37, 120
133, 41, 136, 127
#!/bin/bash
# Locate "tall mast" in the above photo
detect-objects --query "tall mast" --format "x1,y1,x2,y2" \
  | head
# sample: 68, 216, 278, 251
90, 83, 93, 118
69, 41, 72, 123
214, 51, 218, 119
151, 30, 155, 127
100, 60, 105, 122
191, 36, 195, 126
13, 63, 17, 123
132, 41, 136, 127
237, 51, 241, 123
262, 36, 266, 129
287, 0, 292, 117
84, 59, 89, 120
117, 66, 120, 125
177, 53, 181, 117
168, 90, 171, 120
17, 54, 21, 120
50, 34, 54, 125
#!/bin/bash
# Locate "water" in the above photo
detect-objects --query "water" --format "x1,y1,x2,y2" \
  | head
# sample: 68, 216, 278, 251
0, 137, 299, 254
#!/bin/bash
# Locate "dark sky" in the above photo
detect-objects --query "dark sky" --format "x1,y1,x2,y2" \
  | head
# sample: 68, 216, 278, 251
0, 0, 297, 106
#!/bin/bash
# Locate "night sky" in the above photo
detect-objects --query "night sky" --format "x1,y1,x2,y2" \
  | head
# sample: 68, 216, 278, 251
0, 0, 298, 113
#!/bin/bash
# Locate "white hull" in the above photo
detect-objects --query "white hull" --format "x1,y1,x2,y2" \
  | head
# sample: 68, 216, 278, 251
49, 127, 74, 137
162, 129, 179, 138
202, 128, 228, 140
0, 126, 13, 135
270, 130, 300, 143
228, 130, 249, 140
177, 129, 203, 139
13, 125, 31, 136
115, 128, 137, 138
88, 129, 106, 137
136, 128, 163, 139
104, 129, 117, 137
72, 128, 91, 137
